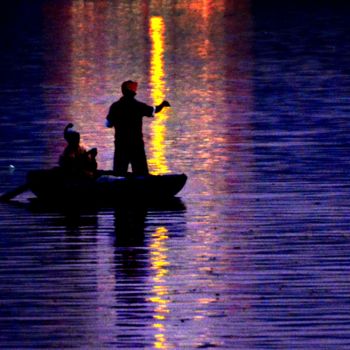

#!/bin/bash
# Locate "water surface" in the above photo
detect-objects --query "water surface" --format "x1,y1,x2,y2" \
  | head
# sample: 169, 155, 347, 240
1, 1, 350, 349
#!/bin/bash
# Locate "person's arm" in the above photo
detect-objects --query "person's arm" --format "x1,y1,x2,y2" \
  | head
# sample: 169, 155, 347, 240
105, 103, 117, 127
140, 100, 171, 117
105, 119, 113, 128
105, 111, 113, 127
155, 100, 171, 113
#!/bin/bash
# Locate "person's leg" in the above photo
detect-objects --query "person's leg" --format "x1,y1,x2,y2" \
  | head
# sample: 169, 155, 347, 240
131, 144, 149, 176
113, 144, 129, 176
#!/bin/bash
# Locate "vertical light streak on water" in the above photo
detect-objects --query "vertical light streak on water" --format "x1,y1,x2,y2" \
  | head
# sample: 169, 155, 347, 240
148, 16, 169, 175
67, 0, 117, 168
189, 0, 225, 20
172, 0, 233, 199
192, 2, 223, 176
148, 227, 170, 349
69, 1, 99, 126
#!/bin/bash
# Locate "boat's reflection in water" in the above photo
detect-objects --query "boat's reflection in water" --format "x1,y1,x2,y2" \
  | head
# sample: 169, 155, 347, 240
24, 198, 186, 348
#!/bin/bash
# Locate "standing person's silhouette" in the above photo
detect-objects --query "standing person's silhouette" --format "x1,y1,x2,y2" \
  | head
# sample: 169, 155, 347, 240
106, 80, 170, 176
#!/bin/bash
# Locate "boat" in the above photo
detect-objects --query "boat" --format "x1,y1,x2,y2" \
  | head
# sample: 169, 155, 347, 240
25, 168, 187, 205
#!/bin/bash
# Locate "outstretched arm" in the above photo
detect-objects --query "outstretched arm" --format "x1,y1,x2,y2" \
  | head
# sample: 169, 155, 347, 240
106, 103, 118, 127
155, 100, 171, 113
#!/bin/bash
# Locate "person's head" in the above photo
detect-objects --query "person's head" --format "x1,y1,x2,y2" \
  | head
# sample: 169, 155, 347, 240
64, 123, 80, 147
121, 80, 138, 97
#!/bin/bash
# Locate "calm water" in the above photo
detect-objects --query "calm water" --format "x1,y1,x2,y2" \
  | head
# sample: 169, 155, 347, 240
1, 1, 350, 349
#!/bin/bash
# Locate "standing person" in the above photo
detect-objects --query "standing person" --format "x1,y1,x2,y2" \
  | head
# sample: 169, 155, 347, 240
106, 80, 170, 176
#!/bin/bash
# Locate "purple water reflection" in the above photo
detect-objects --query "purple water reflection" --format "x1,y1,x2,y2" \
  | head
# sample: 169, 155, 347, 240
1, 1, 350, 349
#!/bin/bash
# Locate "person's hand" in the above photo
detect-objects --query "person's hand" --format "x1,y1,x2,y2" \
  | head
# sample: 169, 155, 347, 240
88, 148, 98, 157
162, 100, 171, 107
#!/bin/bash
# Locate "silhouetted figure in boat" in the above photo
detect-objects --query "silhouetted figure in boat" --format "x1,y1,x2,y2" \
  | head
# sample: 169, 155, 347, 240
59, 123, 98, 178
106, 80, 170, 176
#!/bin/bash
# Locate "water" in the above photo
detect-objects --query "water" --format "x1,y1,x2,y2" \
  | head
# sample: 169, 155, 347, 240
1, 1, 350, 349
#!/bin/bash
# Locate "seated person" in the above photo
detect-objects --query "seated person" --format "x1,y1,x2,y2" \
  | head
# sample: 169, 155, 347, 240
59, 123, 97, 178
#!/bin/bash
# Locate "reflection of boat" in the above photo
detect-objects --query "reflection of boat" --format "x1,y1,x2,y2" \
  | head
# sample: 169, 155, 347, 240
26, 169, 187, 205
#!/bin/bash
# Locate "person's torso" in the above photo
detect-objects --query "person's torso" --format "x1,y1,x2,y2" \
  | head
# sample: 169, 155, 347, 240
110, 97, 148, 142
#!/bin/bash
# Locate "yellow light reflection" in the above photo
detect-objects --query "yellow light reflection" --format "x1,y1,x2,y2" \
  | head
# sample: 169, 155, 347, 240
148, 226, 171, 349
148, 16, 169, 175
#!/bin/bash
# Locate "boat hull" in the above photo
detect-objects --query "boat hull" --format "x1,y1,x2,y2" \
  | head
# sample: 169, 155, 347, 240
27, 169, 187, 205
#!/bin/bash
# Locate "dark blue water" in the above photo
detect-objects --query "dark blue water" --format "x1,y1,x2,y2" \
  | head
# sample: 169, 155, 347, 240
1, 1, 350, 349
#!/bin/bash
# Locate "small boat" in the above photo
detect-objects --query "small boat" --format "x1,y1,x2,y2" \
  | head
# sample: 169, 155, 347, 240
26, 168, 187, 205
